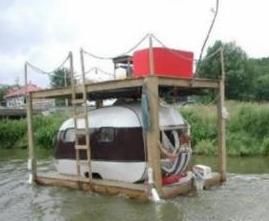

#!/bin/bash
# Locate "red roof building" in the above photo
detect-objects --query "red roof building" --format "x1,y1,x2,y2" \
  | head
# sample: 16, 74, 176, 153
4, 84, 42, 108
5, 84, 42, 99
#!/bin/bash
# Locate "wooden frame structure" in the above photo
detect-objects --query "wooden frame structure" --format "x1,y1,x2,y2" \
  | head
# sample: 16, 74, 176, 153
25, 36, 226, 200
26, 74, 226, 200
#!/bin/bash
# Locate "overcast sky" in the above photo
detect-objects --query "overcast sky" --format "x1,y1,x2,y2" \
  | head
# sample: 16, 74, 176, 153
1, 0, 269, 86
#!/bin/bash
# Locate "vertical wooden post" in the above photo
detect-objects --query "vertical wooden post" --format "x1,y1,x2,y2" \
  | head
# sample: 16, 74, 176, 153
148, 35, 155, 75
64, 70, 68, 107
217, 47, 227, 182
145, 76, 162, 194
25, 63, 36, 181
96, 100, 103, 108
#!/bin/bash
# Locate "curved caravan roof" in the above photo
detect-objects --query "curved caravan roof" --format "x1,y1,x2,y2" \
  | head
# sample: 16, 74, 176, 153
59, 103, 185, 131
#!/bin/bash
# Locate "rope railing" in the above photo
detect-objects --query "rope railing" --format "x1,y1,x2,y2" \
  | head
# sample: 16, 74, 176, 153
26, 53, 70, 76
24, 32, 222, 86
25, 53, 72, 85
82, 33, 150, 60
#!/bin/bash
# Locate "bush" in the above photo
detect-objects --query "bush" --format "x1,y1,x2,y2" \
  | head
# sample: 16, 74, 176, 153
180, 101, 269, 156
0, 113, 67, 149
0, 119, 27, 148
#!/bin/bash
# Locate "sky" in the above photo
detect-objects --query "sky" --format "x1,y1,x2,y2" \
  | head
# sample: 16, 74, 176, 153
1, 0, 269, 87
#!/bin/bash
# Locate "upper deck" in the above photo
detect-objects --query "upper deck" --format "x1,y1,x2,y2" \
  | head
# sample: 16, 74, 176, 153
31, 76, 220, 100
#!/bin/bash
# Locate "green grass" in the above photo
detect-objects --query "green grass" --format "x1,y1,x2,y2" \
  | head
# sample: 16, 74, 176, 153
180, 101, 269, 156
0, 113, 67, 150
1, 102, 269, 157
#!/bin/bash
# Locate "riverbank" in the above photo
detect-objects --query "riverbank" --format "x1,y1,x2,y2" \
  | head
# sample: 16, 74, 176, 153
0, 113, 66, 150
0, 101, 268, 156
180, 101, 269, 156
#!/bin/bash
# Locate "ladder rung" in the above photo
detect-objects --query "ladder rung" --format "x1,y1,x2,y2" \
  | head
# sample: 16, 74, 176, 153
72, 99, 85, 105
75, 145, 89, 150
73, 113, 87, 119
75, 130, 87, 135
77, 160, 91, 165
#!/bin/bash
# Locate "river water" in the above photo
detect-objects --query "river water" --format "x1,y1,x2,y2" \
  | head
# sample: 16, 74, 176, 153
0, 149, 269, 221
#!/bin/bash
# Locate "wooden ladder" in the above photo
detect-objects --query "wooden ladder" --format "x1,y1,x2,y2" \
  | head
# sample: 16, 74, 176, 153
70, 51, 92, 181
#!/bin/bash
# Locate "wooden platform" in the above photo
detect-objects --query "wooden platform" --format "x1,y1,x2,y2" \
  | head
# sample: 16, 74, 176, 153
26, 75, 226, 201
35, 172, 222, 201
31, 76, 220, 100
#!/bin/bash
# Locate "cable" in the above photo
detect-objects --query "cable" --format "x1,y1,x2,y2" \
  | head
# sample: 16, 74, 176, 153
195, 0, 220, 75
82, 33, 150, 60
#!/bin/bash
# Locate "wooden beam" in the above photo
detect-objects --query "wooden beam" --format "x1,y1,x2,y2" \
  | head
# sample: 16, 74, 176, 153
31, 76, 219, 100
96, 100, 103, 108
217, 48, 227, 182
159, 76, 219, 89
36, 173, 147, 201
26, 92, 37, 179
144, 76, 162, 195
32, 78, 144, 99
148, 35, 155, 75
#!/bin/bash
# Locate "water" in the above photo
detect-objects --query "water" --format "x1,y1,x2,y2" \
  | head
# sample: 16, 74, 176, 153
0, 150, 269, 221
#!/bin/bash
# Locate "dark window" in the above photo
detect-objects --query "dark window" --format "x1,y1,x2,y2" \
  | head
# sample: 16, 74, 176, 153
64, 129, 75, 143
98, 127, 114, 143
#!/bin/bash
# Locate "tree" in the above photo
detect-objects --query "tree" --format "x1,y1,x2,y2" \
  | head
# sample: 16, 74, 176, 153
0, 85, 10, 106
198, 40, 254, 100
250, 57, 269, 101
50, 68, 72, 106
50, 68, 71, 88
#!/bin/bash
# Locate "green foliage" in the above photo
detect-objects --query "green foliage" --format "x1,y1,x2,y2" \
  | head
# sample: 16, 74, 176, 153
0, 113, 67, 149
195, 139, 216, 155
50, 68, 71, 88
198, 41, 254, 101
180, 102, 269, 156
0, 119, 27, 148
0, 85, 10, 106
33, 114, 67, 149
180, 105, 217, 146
50, 68, 71, 106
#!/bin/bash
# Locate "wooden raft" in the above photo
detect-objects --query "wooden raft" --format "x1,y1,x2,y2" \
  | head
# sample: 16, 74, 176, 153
26, 73, 226, 200
36, 172, 221, 200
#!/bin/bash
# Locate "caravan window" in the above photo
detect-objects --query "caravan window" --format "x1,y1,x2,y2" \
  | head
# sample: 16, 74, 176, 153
98, 127, 114, 143
64, 129, 75, 142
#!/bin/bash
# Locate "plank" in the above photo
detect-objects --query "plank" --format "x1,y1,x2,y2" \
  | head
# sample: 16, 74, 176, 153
31, 77, 219, 99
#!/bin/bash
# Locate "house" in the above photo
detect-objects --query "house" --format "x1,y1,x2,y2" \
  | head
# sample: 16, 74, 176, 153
4, 83, 54, 109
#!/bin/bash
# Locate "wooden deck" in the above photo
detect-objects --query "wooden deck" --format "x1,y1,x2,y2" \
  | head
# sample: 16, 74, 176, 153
31, 76, 220, 100
35, 172, 221, 201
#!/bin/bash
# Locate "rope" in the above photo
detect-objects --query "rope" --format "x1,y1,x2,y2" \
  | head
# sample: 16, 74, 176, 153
82, 33, 150, 60
151, 34, 195, 62
26, 53, 70, 76
195, 0, 220, 74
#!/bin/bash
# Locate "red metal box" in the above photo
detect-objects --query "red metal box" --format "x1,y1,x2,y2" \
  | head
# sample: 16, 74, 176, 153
132, 47, 193, 78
